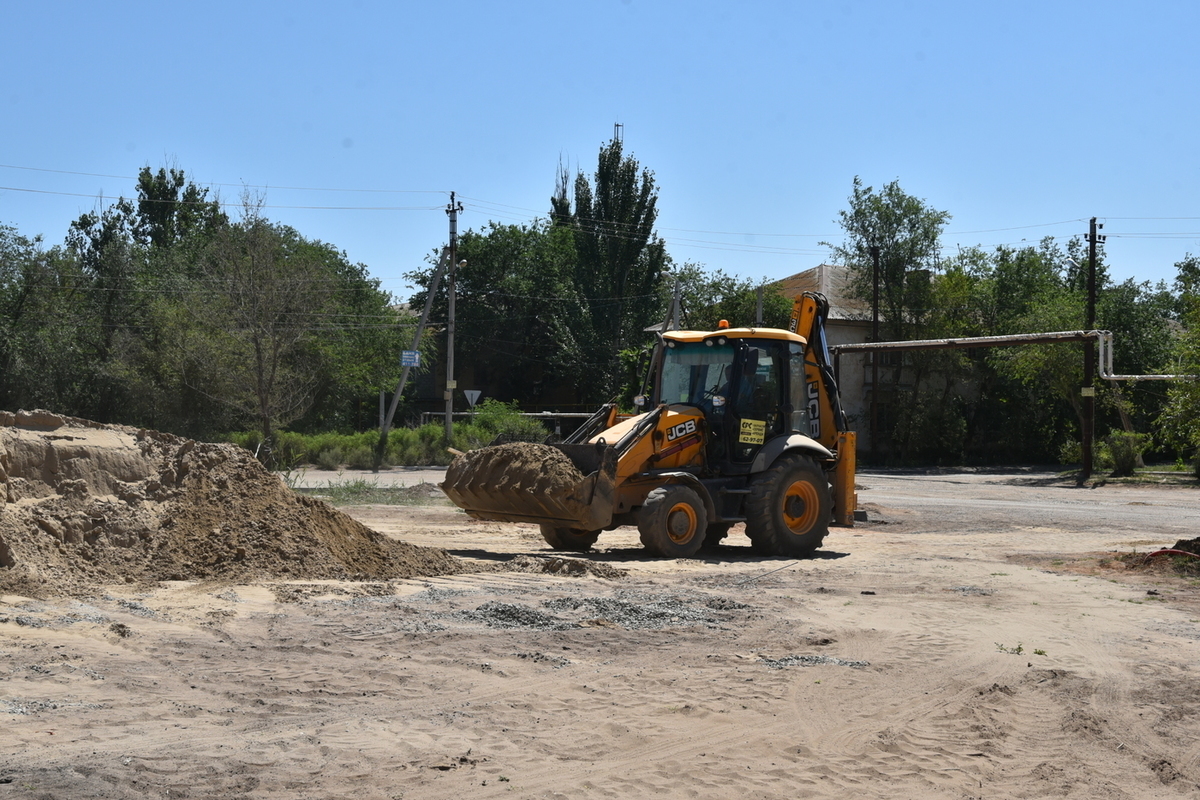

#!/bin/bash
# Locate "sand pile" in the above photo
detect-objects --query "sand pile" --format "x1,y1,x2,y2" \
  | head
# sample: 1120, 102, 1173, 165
0, 410, 461, 596
443, 442, 586, 496
440, 441, 602, 526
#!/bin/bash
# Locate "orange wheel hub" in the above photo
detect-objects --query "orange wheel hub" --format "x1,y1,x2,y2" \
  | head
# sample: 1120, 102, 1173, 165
666, 502, 699, 544
782, 480, 819, 534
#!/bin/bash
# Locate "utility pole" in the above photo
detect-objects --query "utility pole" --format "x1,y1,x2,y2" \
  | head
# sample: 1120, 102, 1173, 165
374, 247, 451, 468
870, 245, 881, 462
1080, 217, 1104, 483
672, 278, 682, 330
445, 193, 464, 444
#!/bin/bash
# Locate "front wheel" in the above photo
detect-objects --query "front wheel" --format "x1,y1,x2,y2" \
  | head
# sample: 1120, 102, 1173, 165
744, 455, 830, 557
637, 485, 708, 558
539, 525, 601, 552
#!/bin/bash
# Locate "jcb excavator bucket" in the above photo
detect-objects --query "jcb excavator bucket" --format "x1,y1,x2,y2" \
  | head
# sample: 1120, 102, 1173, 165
440, 441, 618, 531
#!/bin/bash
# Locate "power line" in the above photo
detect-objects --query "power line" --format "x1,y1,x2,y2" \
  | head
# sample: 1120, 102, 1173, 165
8, 162, 1199, 265
0, 163, 447, 196
0, 185, 443, 212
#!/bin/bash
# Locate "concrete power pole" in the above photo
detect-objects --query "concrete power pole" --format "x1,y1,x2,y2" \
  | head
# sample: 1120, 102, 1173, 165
374, 247, 451, 469
444, 193, 464, 444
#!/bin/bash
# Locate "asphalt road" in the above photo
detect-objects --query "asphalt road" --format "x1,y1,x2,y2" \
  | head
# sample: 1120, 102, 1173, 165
854, 469, 1198, 550
290, 464, 1198, 552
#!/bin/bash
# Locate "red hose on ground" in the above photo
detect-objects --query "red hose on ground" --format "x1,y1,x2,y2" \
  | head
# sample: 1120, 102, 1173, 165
1141, 549, 1200, 563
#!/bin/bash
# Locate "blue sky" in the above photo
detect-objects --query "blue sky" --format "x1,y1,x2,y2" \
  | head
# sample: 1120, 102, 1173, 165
3, 1, 1197, 301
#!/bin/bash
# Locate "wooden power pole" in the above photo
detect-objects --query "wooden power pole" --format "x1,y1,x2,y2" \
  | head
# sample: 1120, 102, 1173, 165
1080, 217, 1104, 483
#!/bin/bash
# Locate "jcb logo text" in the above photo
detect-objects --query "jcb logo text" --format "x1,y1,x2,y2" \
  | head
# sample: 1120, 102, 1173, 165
666, 420, 697, 442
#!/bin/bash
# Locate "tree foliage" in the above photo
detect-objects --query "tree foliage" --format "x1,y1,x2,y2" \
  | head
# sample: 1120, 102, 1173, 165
5, 156, 1195, 469
409, 138, 672, 407
556, 139, 669, 399
673, 262, 792, 331
0, 166, 406, 455
826, 177, 1180, 465
407, 220, 591, 404
1158, 254, 1200, 462
826, 177, 951, 342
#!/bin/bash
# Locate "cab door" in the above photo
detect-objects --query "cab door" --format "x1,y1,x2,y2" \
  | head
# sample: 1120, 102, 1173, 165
728, 341, 785, 464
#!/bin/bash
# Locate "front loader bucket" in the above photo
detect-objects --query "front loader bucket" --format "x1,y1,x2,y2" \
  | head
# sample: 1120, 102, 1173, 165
440, 441, 617, 531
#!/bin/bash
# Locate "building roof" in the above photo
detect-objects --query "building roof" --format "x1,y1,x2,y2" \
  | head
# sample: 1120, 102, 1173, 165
775, 263, 869, 321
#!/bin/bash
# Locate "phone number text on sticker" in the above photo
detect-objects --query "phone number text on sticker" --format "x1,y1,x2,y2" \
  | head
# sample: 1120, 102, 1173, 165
739, 418, 766, 445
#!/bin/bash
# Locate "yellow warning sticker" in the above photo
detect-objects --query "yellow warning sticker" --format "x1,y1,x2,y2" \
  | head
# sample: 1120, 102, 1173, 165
738, 418, 766, 445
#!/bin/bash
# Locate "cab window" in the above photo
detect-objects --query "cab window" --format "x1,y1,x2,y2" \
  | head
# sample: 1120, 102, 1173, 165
658, 340, 735, 410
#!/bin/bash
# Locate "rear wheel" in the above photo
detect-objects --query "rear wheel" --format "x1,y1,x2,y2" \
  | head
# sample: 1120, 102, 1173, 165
539, 525, 601, 552
638, 485, 708, 558
744, 455, 830, 557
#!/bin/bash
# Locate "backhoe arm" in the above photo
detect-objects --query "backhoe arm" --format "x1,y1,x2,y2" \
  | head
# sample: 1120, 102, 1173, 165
789, 291, 856, 526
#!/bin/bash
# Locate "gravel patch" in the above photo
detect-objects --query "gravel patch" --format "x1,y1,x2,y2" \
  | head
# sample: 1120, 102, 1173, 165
542, 592, 738, 629
759, 654, 870, 669
0, 698, 105, 715
447, 601, 575, 631
515, 652, 572, 668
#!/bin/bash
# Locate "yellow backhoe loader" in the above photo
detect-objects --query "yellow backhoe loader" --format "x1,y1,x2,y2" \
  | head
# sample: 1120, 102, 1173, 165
441, 291, 857, 558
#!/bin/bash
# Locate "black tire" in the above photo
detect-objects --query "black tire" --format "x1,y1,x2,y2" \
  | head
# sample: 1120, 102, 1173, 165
701, 522, 733, 550
637, 485, 708, 558
539, 525, 601, 552
744, 455, 830, 557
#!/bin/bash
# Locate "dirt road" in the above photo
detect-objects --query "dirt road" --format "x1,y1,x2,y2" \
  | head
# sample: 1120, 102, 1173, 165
3, 470, 1200, 799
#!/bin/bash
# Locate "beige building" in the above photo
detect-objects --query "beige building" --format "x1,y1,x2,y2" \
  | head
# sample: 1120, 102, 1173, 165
775, 264, 876, 453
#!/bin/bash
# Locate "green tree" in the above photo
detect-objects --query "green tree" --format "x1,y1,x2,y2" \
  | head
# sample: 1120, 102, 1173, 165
932, 243, 1074, 462
0, 227, 93, 413
825, 178, 951, 461
408, 140, 670, 409
672, 262, 792, 331
132, 165, 227, 251
825, 177, 951, 342
1158, 254, 1200, 463
300, 241, 418, 433
54, 165, 230, 427
404, 220, 589, 408
556, 138, 668, 399
183, 200, 338, 452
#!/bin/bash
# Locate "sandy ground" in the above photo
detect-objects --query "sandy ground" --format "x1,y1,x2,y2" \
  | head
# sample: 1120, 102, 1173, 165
4, 469, 1200, 799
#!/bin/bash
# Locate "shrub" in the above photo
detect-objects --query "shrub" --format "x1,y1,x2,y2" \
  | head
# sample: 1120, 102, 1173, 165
470, 399, 551, 442
224, 408, 554, 470
1104, 431, 1148, 477
1057, 439, 1113, 474
316, 448, 343, 470
345, 445, 376, 470
272, 431, 306, 467
384, 422, 454, 466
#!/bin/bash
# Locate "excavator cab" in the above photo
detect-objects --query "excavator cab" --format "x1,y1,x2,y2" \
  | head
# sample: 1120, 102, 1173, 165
656, 329, 807, 470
